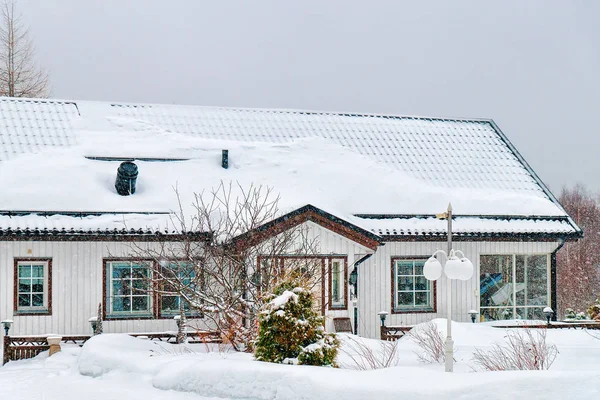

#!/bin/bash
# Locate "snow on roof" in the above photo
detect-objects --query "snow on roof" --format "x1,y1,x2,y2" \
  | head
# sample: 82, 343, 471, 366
0, 98, 79, 160
355, 216, 576, 238
0, 97, 579, 237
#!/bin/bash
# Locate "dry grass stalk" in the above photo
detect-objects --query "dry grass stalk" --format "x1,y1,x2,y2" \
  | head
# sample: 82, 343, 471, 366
409, 321, 447, 363
472, 328, 558, 371
340, 335, 400, 370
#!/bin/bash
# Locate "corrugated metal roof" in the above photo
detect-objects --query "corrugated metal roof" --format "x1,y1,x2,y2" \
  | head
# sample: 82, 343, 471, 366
0, 98, 79, 160
110, 103, 545, 197
354, 216, 577, 237
0, 97, 579, 237
0, 97, 549, 199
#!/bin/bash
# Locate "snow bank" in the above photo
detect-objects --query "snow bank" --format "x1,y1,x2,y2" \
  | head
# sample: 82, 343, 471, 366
78, 334, 172, 377
69, 324, 600, 400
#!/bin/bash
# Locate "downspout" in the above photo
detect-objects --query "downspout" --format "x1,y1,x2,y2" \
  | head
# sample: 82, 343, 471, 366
351, 253, 375, 335
551, 238, 566, 321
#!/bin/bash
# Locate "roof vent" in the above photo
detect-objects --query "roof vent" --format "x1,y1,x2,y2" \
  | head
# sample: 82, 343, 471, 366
115, 161, 138, 196
222, 149, 229, 169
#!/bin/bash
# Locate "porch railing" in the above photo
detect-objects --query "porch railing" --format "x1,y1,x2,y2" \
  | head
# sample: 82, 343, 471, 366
380, 325, 413, 341
3, 331, 221, 365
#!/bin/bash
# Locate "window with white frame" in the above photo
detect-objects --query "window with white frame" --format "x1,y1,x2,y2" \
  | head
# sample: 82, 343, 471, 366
105, 261, 152, 317
330, 258, 346, 309
480, 254, 549, 321
393, 259, 433, 312
160, 261, 202, 317
16, 260, 50, 313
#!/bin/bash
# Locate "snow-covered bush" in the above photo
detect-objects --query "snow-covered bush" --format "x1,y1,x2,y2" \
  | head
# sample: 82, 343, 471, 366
472, 328, 558, 371
254, 281, 339, 367
564, 308, 587, 320
588, 296, 600, 321
409, 321, 447, 363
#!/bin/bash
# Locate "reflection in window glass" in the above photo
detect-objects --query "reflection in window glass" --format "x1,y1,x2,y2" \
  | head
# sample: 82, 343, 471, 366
480, 255, 549, 321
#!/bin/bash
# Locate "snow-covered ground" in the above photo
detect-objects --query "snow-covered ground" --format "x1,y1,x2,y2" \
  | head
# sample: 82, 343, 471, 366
2, 320, 599, 399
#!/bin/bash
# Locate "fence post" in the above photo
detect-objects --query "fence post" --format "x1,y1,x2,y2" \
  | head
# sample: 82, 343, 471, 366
47, 336, 62, 356
2, 335, 9, 365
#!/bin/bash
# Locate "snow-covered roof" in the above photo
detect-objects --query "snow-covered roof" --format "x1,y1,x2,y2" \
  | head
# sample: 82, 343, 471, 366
0, 97, 580, 239
354, 215, 576, 238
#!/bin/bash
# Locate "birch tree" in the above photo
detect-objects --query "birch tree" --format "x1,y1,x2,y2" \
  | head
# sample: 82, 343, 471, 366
129, 181, 320, 351
0, 0, 49, 98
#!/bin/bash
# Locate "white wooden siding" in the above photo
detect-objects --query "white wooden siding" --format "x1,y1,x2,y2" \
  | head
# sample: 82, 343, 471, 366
357, 241, 561, 339
0, 231, 563, 362
0, 221, 374, 361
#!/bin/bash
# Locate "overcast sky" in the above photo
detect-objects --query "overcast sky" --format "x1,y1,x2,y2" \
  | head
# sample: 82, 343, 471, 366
17, 0, 600, 194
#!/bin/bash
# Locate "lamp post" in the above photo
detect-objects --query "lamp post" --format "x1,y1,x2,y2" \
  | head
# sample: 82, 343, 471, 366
88, 316, 98, 334
1, 320, 12, 336
423, 204, 474, 372
468, 310, 478, 324
349, 268, 358, 335
543, 307, 554, 326
377, 310, 388, 327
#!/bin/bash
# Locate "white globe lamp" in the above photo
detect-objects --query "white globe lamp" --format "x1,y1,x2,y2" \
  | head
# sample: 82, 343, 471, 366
423, 256, 442, 281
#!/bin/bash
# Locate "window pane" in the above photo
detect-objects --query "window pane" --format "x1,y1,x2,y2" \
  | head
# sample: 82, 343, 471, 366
19, 279, 31, 293
18, 265, 32, 278
480, 255, 513, 308
397, 292, 414, 307
517, 307, 545, 321
112, 280, 126, 296
481, 307, 513, 321
516, 255, 548, 307
396, 262, 413, 276
122, 296, 131, 311
415, 276, 428, 290
414, 264, 424, 276
112, 297, 124, 312
112, 265, 130, 279
18, 294, 31, 307
161, 295, 179, 312
132, 296, 148, 311
398, 276, 414, 291
132, 279, 147, 291
415, 291, 430, 306
32, 293, 44, 307
31, 279, 44, 293
32, 265, 44, 278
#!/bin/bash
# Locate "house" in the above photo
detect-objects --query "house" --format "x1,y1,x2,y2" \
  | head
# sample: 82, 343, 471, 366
0, 98, 581, 353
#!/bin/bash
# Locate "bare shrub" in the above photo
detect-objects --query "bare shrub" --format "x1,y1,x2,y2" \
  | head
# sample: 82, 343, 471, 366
128, 181, 320, 352
409, 321, 446, 363
339, 335, 400, 370
472, 328, 558, 371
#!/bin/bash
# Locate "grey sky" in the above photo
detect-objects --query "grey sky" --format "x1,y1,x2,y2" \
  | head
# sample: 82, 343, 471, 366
18, 0, 600, 194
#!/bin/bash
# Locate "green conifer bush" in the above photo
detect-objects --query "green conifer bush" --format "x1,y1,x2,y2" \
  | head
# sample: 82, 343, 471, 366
254, 281, 339, 367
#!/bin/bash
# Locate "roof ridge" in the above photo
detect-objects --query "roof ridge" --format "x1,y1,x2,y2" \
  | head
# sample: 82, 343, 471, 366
109, 100, 494, 124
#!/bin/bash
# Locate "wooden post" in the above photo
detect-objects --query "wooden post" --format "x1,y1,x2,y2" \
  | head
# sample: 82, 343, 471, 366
2, 335, 9, 365
47, 336, 62, 356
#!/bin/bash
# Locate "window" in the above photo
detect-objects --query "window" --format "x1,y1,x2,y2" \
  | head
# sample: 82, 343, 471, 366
105, 261, 152, 317
160, 261, 202, 318
15, 259, 51, 314
329, 258, 346, 309
480, 254, 549, 321
393, 259, 434, 312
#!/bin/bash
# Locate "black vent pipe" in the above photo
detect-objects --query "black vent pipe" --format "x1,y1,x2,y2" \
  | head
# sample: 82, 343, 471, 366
115, 161, 138, 196
222, 149, 229, 169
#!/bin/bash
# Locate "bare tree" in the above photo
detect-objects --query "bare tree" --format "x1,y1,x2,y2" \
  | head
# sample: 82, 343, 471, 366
129, 181, 320, 351
0, 0, 49, 97
557, 184, 600, 317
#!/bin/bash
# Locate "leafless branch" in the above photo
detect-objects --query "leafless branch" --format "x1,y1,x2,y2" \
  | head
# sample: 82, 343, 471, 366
0, 0, 49, 98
